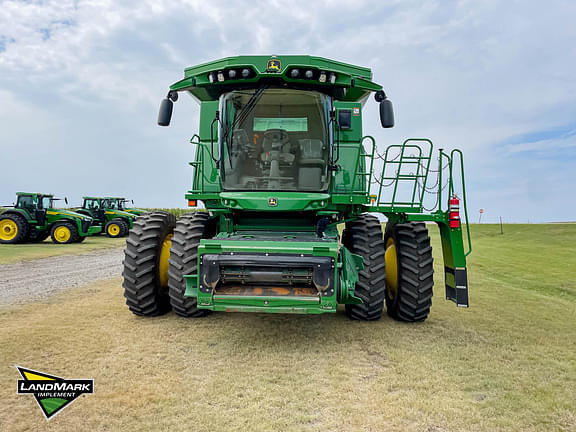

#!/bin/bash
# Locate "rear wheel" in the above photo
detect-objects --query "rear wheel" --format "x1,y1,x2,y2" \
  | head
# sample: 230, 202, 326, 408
105, 220, 124, 238
0, 214, 29, 244
384, 222, 434, 322
168, 212, 213, 317
50, 221, 78, 244
343, 214, 387, 321
122, 211, 176, 316
118, 220, 130, 237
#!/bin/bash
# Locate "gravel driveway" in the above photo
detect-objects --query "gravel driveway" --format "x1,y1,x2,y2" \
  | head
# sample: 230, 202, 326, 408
0, 247, 124, 307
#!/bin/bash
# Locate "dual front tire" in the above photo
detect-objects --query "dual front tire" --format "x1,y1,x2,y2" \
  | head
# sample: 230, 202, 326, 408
122, 211, 211, 317
344, 215, 434, 322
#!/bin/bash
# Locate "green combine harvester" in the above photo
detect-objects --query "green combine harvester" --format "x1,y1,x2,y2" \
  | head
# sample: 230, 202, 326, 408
122, 55, 471, 322
0, 192, 101, 244
75, 197, 136, 238
104, 197, 147, 216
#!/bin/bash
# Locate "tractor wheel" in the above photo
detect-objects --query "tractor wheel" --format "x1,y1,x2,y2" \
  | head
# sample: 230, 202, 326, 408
28, 228, 49, 243
384, 222, 434, 322
122, 211, 176, 316
118, 219, 130, 237
73, 235, 87, 243
105, 220, 124, 238
168, 212, 213, 317
343, 214, 387, 321
0, 214, 29, 244
50, 221, 78, 244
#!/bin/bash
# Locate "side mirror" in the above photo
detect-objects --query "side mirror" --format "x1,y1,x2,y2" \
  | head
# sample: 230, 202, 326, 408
379, 99, 394, 128
158, 98, 173, 126
64, 197, 68, 205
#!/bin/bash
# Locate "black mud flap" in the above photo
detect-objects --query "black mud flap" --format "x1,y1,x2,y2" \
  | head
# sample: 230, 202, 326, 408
445, 267, 469, 308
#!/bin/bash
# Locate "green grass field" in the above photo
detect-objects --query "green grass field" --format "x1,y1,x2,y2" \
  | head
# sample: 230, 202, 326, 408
0, 236, 125, 264
0, 224, 575, 431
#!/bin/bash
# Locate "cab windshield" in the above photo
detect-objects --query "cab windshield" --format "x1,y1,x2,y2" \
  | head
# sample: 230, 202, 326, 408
220, 89, 332, 192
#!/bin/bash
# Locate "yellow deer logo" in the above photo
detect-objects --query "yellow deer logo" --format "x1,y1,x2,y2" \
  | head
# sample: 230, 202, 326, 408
266, 59, 281, 73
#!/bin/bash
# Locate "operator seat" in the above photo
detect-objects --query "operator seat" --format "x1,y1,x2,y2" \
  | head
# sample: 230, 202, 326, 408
298, 139, 326, 189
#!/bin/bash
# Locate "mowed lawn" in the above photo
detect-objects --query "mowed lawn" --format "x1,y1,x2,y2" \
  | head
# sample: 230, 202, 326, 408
0, 236, 125, 264
0, 224, 575, 431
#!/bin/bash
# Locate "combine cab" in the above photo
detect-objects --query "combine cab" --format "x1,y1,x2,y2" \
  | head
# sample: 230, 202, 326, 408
122, 55, 471, 321
0, 192, 101, 244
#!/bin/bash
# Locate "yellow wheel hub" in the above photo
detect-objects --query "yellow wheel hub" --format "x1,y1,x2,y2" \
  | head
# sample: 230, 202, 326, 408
107, 223, 120, 236
0, 219, 18, 241
158, 234, 173, 288
385, 237, 398, 300
53, 226, 71, 243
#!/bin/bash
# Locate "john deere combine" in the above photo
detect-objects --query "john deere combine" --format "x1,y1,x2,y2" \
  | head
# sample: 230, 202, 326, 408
105, 197, 147, 216
123, 55, 471, 321
75, 197, 136, 238
0, 192, 100, 244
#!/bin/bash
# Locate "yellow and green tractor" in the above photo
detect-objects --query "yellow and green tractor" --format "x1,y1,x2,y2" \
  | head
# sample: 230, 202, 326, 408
75, 197, 136, 238
104, 197, 147, 216
0, 192, 101, 244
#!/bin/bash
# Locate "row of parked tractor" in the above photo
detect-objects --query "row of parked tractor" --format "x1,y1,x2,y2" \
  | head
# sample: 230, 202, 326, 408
0, 192, 147, 244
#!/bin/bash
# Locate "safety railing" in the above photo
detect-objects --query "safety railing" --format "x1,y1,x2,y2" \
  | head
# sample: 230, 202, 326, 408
375, 138, 433, 211
189, 134, 204, 194
439, 148, 472, 256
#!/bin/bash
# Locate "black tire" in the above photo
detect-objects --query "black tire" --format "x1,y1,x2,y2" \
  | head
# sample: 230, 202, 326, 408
122, 211, 176, 316
73, 235, 87, 243
384, 222, 434, 322
50, 221, 79, 244
118, 219, 130, 237
105, 219, 124, 238
28, 228, 50, 243
0, 213, 29, 244
168, 212, 213, 317
343, 214, 387, 321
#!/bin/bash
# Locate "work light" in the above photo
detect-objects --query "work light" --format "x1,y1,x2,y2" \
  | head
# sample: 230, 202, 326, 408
208, 72, 216, 83
329, 72, 336, 84
305, 70, 313, 79
228, 69, 237, 79
242, 68, 251, 78
217, 71, 225, 82
291, 69, 300, 78
318, 71, 327, 83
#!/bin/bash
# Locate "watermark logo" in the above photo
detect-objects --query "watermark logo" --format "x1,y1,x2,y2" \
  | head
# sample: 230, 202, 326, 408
16, 366, 94, 420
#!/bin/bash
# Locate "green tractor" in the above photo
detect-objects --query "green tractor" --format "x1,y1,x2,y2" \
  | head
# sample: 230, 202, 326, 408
75, 197, 136, 238
0, 192, 101, 244
104, 197, 147, 216
122, 55, 471, 322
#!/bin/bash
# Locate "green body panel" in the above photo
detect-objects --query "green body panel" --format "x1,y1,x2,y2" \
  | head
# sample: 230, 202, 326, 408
162, 55, 472, 314
185, 236, 365, 314
5, 193, 99, 236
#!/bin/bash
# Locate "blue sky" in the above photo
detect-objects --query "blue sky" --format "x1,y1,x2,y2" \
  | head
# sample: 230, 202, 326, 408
0, 0, 575, 222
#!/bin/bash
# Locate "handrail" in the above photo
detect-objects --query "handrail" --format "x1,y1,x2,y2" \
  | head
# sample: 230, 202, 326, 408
356, 136, 376, 194
450, 149, 472, 256
189, 135, 205, 193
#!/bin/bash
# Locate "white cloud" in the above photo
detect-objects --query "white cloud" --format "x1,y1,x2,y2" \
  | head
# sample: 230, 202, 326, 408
0, 0, 575, 219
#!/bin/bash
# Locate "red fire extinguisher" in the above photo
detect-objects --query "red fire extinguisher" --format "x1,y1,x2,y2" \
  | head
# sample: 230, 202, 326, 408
449, 196, 460, 228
